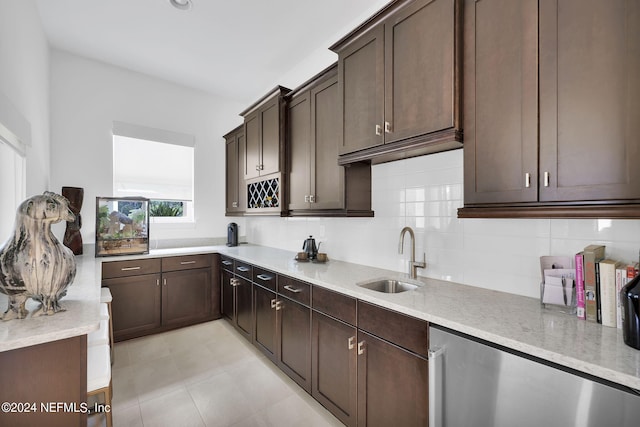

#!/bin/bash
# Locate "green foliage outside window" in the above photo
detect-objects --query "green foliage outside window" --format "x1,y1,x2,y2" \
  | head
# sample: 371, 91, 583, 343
149, 201, 184, 217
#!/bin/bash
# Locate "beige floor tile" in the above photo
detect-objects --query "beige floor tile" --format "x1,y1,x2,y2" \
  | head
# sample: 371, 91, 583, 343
229, 413, 269, 427
127, 333, 172, 364
113, 340, 132, 368
261, 394, 342, 427
174, 342, 225, 386
111, 364, 139, 409
131, 354, 185, 402
111, 403, 144, 427
114, 320, 342, 427
226, 357, 296, 412
188, 371, 255, 427
139, 388, 205, 427
163, 324, 206, 351
204, 332, 264, 371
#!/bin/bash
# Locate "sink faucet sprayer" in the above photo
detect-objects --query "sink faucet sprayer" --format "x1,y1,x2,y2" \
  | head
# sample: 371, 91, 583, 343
398, 226, 426, 279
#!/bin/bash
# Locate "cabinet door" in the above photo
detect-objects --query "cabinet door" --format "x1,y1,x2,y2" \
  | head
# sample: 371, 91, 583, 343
288, 92, 312, 210
226, 137, 239, 212
237, 132, 247, 210
221, 269, 235, 322
103, 274, 161, 341
161, 268, 211, 327
539, 0, 640, 202
357, 331, 428, 427
463, 0, 539, 204
235, 276, 253, 342
312, 76, 344, 210
384, 0, 456, 144
312, 312, 357, 427
244, 111, 261, 180
253, 284, 277, 362
338, 25, 384, 155
278, 297, 311, 393
225, 130, 246, 213
261, 99, 282, 176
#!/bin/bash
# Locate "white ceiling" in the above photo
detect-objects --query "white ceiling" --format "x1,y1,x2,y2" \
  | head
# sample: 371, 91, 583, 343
35, 0, 389, 104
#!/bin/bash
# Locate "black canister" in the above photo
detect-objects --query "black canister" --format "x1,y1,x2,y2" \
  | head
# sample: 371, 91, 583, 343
621, 273, 640, 350
227, 222, 238, 247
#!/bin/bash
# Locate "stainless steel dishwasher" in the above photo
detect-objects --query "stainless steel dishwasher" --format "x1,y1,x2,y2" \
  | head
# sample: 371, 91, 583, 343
428, 325, 640, 427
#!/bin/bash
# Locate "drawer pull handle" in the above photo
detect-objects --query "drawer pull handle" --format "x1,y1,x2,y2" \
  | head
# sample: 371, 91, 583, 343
156, 279, 160, 286
375, 124, 382, 136
237, 266, 250, 272
180, 261, 197, 265
121, 266, 141, 271
357, 341, 365, 356
275, 301, 283, 311
348, 336, 355, 350
256, 274, 273, 281
271, 299, 277, 309
222, 260, 232, 266
163, 278, 167, 286
283, 285, 302, 293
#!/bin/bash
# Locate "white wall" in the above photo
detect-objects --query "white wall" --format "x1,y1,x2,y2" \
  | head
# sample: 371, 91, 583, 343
245, 150, 640, 299
0, 0, 50, 203
49, 49, 246, 246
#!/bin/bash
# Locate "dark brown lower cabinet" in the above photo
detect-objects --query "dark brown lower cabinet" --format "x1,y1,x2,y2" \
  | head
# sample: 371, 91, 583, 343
253, 283, 277, 361
104, 273, 162, 341
312, 311, 357, 427
0, 336, 87, 427
103, 254, 218, 342
221, 269, 234, 322
162, 268, 212, 327
278, 295, 312, 393
235, 275, 253, 341
357, 331, 429, 427
220, 264, 253, 342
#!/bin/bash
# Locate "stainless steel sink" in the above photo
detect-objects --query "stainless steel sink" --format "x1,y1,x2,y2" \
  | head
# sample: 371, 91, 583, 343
357, 278, 420, 293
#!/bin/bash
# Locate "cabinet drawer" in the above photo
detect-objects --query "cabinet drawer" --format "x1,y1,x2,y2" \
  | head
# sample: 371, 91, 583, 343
162, 254, 211, 272
234, 260, 253, 280
312, 286, 356, 326
220, 255, 234, 272
278, 275, 311, 306
357, 301, 428, 357
253, 266, 277, 291
102, 258, 161, 279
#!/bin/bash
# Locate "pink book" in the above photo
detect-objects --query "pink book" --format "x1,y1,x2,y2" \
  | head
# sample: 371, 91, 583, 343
575, 252, 585, 320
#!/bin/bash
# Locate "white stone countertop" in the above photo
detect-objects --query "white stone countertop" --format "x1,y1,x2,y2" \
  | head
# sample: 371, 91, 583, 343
2, 243, 639, 392
0, 253, 102, 352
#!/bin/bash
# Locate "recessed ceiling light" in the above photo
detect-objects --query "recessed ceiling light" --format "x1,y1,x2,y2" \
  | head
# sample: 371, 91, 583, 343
169, 0, 193, 11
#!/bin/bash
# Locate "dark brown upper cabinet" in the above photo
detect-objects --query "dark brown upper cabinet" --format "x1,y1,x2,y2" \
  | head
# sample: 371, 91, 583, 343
287, 64, 373, 216
241, 86, 290, 180
224, 125, 246, 216
240, 86, 290, 215
461, 0, 640, 218
331, 0, 463, 165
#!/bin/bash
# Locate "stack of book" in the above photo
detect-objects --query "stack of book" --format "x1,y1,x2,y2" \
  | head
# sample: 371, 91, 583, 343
575, 245, 639, 328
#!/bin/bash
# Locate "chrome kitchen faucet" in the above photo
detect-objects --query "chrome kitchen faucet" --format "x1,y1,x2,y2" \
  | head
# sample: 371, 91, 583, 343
398, 226, 426, 279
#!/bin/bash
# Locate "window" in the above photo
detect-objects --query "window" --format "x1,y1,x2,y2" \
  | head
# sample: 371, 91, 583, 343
0, 141, 26, 239
112, 122, 195, 224
0, 91, 28, 240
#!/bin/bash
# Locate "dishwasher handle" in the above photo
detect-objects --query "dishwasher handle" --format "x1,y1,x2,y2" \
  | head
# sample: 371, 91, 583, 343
429, 346, 445, 427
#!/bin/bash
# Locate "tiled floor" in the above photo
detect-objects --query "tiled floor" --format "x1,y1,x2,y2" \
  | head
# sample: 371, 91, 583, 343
89, 320, 342, 427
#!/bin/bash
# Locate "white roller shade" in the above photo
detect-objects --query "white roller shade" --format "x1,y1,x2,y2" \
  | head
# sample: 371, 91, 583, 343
113, 134, 194, 201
